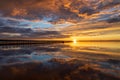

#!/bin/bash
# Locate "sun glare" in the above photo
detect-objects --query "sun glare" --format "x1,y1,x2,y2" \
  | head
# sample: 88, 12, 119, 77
73, 39, 77, 44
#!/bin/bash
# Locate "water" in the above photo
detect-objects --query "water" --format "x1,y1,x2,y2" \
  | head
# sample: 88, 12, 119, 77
0, 42, 120, 80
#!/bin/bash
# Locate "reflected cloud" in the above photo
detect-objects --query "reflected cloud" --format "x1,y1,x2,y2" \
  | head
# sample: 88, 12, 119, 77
0, 42, 120, 79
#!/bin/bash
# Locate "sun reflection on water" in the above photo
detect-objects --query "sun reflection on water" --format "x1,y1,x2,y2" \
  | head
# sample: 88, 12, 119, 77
65, 42, 120, 55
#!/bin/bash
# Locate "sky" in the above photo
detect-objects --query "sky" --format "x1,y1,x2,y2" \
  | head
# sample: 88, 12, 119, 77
0, 0, 120, 40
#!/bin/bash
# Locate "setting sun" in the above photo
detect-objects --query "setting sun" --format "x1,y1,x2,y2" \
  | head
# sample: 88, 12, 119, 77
73, 39, 77, 44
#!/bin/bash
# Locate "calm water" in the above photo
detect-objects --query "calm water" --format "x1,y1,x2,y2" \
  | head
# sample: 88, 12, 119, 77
0, 42, 120, 80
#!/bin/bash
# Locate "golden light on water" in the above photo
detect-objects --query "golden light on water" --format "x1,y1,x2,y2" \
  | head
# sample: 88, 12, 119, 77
65, 42, 120, 55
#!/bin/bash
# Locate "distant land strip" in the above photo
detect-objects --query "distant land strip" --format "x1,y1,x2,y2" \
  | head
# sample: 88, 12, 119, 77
0, 39, 120, 45
0, 40, 70, 45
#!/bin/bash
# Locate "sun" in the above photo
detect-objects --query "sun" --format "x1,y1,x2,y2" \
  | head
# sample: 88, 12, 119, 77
73, 39, 77, 44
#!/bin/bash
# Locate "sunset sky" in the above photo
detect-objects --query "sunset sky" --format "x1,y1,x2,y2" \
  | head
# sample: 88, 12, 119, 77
0, 0, 120, 40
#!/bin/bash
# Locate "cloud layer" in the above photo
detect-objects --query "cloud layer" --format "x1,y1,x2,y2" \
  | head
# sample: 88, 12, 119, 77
0, 0, 120, 40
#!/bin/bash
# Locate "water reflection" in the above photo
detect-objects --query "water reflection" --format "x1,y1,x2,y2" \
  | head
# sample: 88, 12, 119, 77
67, 42, 120, 55
0, 42, 120, 80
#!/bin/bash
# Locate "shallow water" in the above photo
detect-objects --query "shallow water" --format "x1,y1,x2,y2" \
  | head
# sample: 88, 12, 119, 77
0, 42, 120, 80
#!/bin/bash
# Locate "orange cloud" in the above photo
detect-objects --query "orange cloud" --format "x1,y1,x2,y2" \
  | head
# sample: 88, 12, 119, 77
11, 8, 28, 16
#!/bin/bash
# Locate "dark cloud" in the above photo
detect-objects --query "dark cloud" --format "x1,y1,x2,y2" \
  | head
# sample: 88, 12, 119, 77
0, 26, 65, 38
0, 0, 120, 22
28, 31, 61, 38
0, 17, 32, 33
0, 27, 32, 33
57, 6, 81, 21
0, 0, 120, 39
0, 17, 67, 38
0, 17, 20, 27
0, 26, 64, 38
97, 0, 120, 9
107, 16, 120, 23
0, 22, 4, 26
79, 7, 95, 15
0, 0, 96, 21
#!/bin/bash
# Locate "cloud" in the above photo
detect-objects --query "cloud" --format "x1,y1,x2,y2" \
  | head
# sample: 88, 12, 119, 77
79, 7, 95, 15
61, 20, 120, 40
97, 0, 120, 9
0, 0, 97, 21
0, 0, 120, 39
11, 8, 28, 16
0, 27, 32, 33
0, 26, 65, 38
0, 17, 68, 38
107, 15, 120, 23
0, 0, 120, 22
